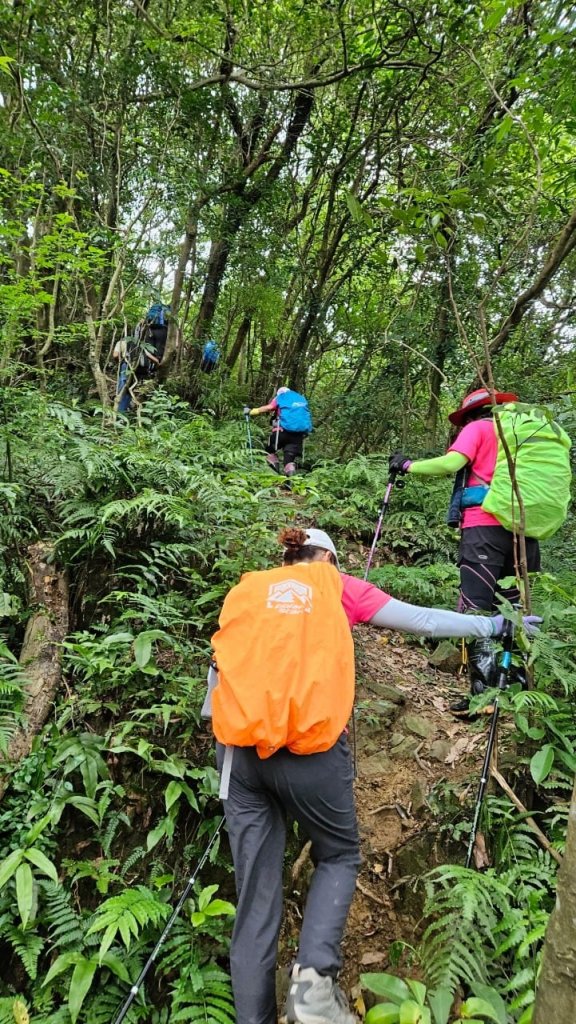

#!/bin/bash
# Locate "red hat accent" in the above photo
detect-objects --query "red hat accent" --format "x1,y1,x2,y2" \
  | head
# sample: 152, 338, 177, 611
448, 388, 519, 427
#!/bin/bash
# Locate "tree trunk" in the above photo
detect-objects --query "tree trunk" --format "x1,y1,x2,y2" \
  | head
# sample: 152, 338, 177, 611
424, 278, 452, 445
191, 82, 316, 348
160, 207, 201, 374
533, 776, 576, 1022
193, 220, 243, 343
0, 542, 69, 801
226, 313, 252, 370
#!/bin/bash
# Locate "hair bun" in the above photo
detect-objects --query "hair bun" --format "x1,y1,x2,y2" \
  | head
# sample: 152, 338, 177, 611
278, 526, 308, 548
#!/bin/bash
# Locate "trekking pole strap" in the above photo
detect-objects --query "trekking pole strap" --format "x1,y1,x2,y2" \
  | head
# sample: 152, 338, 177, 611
496, 621, 514, 688
219, 745, 234, 800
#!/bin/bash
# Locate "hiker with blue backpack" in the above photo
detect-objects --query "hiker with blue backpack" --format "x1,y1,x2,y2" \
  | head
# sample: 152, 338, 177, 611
249, 386, 313, 477
200, 339, 221, 373
144, 302, 170, 366
389, 388, 571, 706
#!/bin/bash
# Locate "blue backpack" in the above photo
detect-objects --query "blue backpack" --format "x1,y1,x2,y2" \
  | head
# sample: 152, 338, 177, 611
146, 303, 170, 326
202, 340, 220, 364
276, 390, 313, 434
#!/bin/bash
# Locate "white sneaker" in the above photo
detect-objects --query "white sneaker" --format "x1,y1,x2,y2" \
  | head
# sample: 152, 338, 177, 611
285, 965, 356, 1024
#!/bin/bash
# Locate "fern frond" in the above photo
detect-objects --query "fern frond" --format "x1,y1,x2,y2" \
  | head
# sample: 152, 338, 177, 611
0, 639, 26, 753
170, 960, 235, 1024
0, 916, 44, 980
86, 885, 170, 957
40, 881, 85, 950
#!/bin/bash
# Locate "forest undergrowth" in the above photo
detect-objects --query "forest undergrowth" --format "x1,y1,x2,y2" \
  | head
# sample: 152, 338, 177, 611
0, 388, 575, 1024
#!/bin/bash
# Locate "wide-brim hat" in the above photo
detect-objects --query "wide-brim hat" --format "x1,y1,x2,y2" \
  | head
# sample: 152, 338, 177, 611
448, 388, 519, 427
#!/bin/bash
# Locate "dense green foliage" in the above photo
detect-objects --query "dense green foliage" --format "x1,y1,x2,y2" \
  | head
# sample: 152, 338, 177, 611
1, 0, 576, 1020
0, 390, 574, 1022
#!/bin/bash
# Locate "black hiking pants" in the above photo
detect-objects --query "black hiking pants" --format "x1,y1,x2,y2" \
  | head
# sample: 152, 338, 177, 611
217, 736, 360, 1024
266, 429, 305, 468
457, 525, 541, 612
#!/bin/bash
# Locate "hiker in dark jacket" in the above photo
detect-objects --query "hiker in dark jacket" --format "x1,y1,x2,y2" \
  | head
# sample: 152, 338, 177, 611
249, 387, 312, 477
389, 388, 541, 700
113, 328, 161, 412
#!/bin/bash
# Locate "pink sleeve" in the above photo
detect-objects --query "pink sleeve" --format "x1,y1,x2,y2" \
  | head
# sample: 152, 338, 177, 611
340, 574, 391, 628
448, 420, 481, 462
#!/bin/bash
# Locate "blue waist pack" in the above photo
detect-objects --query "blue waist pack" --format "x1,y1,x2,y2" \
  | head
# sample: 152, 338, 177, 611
461, 485, 490, 508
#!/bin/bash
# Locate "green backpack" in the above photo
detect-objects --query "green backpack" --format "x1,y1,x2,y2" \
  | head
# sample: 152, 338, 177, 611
482, 404, 572, 540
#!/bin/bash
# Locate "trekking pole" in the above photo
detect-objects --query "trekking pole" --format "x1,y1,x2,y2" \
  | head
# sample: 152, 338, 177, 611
465, 623, 514, 869
111, 817, 225, 1024
364, 471, 405, 580
243, 407, 254, 466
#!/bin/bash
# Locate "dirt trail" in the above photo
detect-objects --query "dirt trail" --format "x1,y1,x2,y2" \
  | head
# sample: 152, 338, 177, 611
281, 625, 491, 1000
336, 625, 488, 989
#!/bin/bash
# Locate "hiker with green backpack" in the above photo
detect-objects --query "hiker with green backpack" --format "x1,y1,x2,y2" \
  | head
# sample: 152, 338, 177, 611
249, 386, 313, 477
389, 388, 571, 703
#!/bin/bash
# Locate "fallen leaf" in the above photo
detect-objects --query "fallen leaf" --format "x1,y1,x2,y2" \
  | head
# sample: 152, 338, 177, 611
430, 696, 447, 713
360, 952, 386, 966
442, 724, 460, 738
473, 831, 491, 870
354, 995, 366, 1015
444, 734, 482, 766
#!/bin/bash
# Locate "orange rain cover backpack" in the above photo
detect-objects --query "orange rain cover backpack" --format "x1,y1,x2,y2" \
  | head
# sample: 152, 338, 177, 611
211, 562, 355, 758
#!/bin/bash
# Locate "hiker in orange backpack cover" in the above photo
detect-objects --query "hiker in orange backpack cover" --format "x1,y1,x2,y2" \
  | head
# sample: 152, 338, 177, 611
205, 527, 540, 1024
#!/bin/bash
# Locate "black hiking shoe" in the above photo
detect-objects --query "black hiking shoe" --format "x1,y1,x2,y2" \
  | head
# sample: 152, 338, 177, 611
449, 697, 471, 716
449, 696, 496, 721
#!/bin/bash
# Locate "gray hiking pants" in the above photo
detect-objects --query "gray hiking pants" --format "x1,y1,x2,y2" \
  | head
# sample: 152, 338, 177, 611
217, 736, 361, 1024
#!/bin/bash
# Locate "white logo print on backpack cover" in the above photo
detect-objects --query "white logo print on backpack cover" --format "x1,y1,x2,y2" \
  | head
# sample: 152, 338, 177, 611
266, 579, 313, 615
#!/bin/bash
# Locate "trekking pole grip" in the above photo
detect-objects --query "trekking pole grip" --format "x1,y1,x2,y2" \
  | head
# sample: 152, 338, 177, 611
388, 468, 405, 490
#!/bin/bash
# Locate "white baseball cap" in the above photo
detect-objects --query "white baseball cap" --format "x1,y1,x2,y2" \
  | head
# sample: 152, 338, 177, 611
304, 528, 340, 568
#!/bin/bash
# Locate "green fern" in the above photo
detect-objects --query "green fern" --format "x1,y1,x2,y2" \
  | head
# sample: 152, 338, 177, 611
421, 867, 511, 993
0, 639, 26, 754
154, 921, 235, 1023
119, 847, 147, 879
0, 914, 44, 980
82, 963, 143, 1024
100, 811, 131, 858
419, 861, 555, 1015
170, 962, 235, 1024
40, 881, 85, 950
31, 1007, 71, 1024
86, 885, 170, 957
